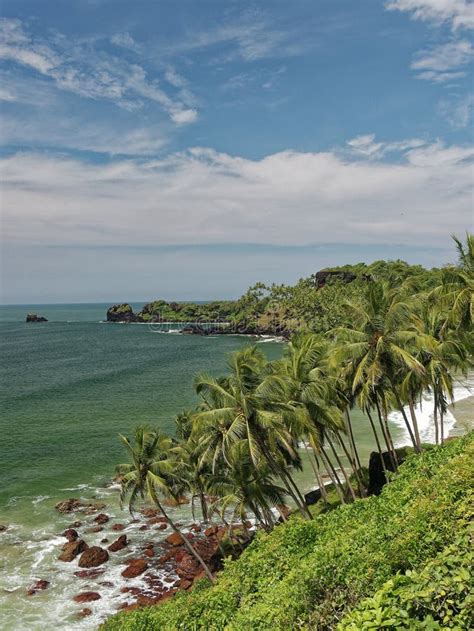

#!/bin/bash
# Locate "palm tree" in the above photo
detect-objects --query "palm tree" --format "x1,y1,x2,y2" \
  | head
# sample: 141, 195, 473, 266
331, 282, 425, 452
116, 425, 215, 582
193, 346, 312, 519
431, 233, 473, 333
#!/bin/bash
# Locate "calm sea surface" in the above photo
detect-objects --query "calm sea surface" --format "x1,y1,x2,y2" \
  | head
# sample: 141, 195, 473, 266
0, 303, 471, 630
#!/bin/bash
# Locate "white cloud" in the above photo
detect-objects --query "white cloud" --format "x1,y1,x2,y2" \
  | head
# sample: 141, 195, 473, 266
347, 135, 426, 158
411, 39, 473, 81
110, 32, 141, 52
438, 93, 474, 127
386, 1, 474, 30
0, 18, 198, 125
0, 85, 16, 101
1, 140, 471, 252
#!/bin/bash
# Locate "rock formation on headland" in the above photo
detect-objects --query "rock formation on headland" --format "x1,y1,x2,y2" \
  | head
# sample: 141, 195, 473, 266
26, 314, 48, 322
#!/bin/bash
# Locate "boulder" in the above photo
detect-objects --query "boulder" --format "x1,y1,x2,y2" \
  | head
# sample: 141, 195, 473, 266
55, 499, 106, 514
190, 524, 202, 532
140, 507, 160, 519
77, 608, 92, 618
157, 523, 168, 530
143, 548, 154, 558
304, 489, 322, 506
73, 591, 101, 603
148, 516, 167, 525
111, 523, 125, 531
314, 270, 358, 288
27, 579, 50, 595
26, 314, 48, 322
62, 528, 79, 542
122, 558, 148, 578
94, 513, 109, 525
108, 535, 128, 552
106, 304, 137, 323
58, 539, 88, 562
0, 524, 8, 532
367, 450, 399, 496
74, 568, 105, 579
204, 525, 218, 537
78, 546, 109, 568
165, 532, 184, 547
85, 526, 103, 534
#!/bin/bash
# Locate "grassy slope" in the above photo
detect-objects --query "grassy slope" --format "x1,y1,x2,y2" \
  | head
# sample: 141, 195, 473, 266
101, 434, 473, 630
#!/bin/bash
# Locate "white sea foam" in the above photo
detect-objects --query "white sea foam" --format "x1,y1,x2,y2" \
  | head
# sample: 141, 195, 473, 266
390, 375, 474, 447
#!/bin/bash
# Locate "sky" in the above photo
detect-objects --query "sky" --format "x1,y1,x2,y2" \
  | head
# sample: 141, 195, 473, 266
0, 0, 473, 304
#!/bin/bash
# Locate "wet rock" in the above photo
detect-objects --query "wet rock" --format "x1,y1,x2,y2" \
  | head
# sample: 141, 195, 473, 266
165, 532, 184, 546
27, 579, 50, 595
73, 591, 101, 603
94, 513, 109, 525
0, 524, 8, 532
180, 579, 193, 590
26, 314, 48, 322
78, 546, 109, 568
121, 558, 148, 578
108, 535, 128, 552
139, 525, 149, 531
159, 549, 175, 563
190, 523, 202, 532
77, 608, 92, 618
140, 507, 160, 519
157, 523, 168, 530
63, 528, 79, 542
143, 548, 154, 558
148, 516, 167, 525
204, 525, 218, 537
111, 523, 125, 531
99, 581, 114, 588
58, 539, 88, 562
84, 526, 103, 534
68, 521, 82, 528
74, 568, 105, 579
55, 499, 106, 514
100, 538, 109, 544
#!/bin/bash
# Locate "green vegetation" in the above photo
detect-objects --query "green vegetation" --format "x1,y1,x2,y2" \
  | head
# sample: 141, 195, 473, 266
102, 434, 473, 630
103, 233, 473, 630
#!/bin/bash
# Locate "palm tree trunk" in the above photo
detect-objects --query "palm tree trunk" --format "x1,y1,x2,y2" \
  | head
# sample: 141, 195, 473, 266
303, 443, 328, 504
375, 398, 398, 468
283, 469, 313, 519
440, 408, 445, 444
327, 434, 356, 501
433, 391, 439, 445
199, 490, 209, 523
337, 433, 366, 497
156, 499, 215, 583
366, 407, 389, 476
319, 445, 346, 504
408, 400, 422, 451
389, 380, 420, 452
345, 409, 362, 472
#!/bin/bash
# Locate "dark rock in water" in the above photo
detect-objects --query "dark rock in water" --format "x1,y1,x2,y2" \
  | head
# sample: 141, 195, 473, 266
27, 579, 50, 595
73, 591, 101, 603
85, 526, 103, 534
108, 534, 128, 552
77, 608, 93, 618
55, 498, 106, 514
106, 304, 137, 323
78, 546, 109, 568
121, 558, 148, 578
74, 568, 105, 579
111, 523, 125, 531
368, 450, 399, 495
143, 547, 154, 558
58, 539, 88, 562
94, 513, 109, 524
140, 507, 160, 518
165, 532, 184, 546
0, 524, 8, 532
26, 314, 48, 322
304, 489, 322, 506
63, 528, 79, 542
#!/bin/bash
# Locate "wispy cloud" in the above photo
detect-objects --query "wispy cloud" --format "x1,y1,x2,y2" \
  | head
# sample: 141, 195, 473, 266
386, 0, 474, 30
411, 39, 473, 82
0, 18, 198, 125
438, 93, 474, 128
346, 134, 426, 159
1, 139, 471, 251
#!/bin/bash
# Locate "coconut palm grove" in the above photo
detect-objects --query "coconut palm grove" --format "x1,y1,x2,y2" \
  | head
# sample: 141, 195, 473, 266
101, 233, 474, 630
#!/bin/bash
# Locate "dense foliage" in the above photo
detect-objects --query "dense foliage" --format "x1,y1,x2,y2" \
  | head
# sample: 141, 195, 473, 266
102, 433, 473, 630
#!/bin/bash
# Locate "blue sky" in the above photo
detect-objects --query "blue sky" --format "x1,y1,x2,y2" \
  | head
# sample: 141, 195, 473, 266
0, 0, 473, 303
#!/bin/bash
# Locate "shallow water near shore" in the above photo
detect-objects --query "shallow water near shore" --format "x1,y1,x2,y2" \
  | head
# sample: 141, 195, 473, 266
1, 303, 472, 630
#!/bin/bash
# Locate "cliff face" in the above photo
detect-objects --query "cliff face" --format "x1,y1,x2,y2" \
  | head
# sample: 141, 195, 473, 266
106, 304, 138, 322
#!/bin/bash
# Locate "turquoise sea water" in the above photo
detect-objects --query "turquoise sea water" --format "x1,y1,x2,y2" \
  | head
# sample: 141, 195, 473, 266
0, 304, 471, 630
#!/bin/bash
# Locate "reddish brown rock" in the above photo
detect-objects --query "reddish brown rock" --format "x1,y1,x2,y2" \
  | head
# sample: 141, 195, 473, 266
143, 547, 154, 558
94, 513, 109, 525
148, 516, 167, 525
58, 539, 88, 562
73, 591, 101, 603
108, 535, 128, 552
78, 546, 109, 568
111, 523, 125, 531
85, 526, 103, 534
180, 579, 193, 590
140, 507, 160, 519
190, 523, 202, 532
74, 568, 105, 579
27, 579, 50, 595
77, 608, 92, 618
204, 525, 218, 537
165, 532, 184, 547
68, 521, 82, 528
121, 558, 148, 578
159, 549, 175, 563
62, 528, 79, 542
138, 525, 149, 531
55, 499, 106, 514
157, 523, 168, 530
99, 581, 114, 588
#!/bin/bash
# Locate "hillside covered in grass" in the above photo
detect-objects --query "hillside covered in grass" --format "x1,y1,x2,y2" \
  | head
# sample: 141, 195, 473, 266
102, 432, 473, 631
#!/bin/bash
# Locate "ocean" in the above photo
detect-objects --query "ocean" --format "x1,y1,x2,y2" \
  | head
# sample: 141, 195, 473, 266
0, 303, 472, 630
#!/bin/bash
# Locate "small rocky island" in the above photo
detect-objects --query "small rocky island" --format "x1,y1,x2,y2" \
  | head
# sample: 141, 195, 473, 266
26, 314, 48, 322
